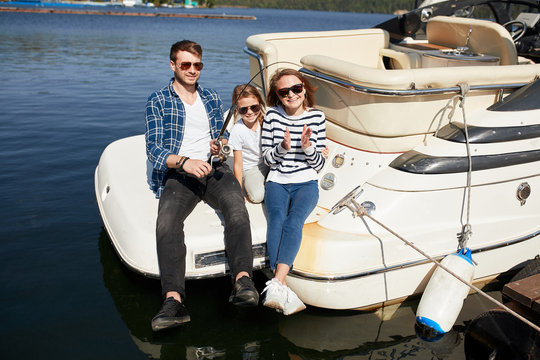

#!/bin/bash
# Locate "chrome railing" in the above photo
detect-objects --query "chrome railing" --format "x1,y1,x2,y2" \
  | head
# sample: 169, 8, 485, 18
299, 67, 529, 97
243, 47, 268, 99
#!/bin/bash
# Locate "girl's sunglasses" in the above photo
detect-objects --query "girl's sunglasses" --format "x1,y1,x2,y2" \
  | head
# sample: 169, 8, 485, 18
177, 62, 204, 71
238, 104, 261, 115
277, 83, 303, 97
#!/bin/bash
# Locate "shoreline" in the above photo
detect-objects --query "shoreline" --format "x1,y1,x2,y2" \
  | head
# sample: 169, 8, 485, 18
0, 6, 257, 19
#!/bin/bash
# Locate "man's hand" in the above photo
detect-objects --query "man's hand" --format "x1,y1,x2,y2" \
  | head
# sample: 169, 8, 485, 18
183, 159, 212, 178
210, 139, 220, 155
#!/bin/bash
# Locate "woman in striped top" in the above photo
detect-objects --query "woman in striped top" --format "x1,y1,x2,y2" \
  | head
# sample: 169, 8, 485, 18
261, 68, 326, 315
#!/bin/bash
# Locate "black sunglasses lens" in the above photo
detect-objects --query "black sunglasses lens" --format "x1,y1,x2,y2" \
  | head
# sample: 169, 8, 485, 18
291, 84, 303, 93
277, 89, 288, 97
277, 84, 303, 97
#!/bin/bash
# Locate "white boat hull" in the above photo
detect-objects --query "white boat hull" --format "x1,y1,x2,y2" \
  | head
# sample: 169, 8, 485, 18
94, 135, 272, 278
95, 0, 540, 310
286, 104, 540, 309
288, 225, 540, 310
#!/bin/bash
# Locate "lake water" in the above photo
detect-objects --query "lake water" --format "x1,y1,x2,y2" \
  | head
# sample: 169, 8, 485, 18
0, 5, 505, 359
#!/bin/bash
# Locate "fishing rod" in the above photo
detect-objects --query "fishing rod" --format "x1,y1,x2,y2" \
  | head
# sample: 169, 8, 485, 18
208, 60, 301, 164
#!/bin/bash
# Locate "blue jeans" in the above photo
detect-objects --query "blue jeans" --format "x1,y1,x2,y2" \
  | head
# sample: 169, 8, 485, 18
156, 163, 253, 299
264, 180, 319, 270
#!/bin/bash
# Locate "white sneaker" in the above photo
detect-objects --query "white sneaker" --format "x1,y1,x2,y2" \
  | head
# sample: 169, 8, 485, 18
262, 278, 306, 315
282, 286, 306, 315
262, 278, 287, 312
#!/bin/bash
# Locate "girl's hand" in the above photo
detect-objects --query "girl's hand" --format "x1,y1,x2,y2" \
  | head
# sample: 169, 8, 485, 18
321, 146, 329, 158
301, 124, 312, 149
281, 127, 291, 150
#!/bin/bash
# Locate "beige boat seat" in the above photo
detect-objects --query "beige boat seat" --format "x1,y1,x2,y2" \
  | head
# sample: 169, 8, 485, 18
246, 28, 389, 69
379, 48, 422, 69
426, 16, 518, 65
246, 28, 418, 90
300, 53, 540, 151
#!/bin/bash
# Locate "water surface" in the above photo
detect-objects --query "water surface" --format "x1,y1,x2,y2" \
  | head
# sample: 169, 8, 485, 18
0, 7, 500, 359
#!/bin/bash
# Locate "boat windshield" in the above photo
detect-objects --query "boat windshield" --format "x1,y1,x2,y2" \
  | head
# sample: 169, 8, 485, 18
376, 0, 539, 38
375, 0, 540, 62
488, 78, 540, 111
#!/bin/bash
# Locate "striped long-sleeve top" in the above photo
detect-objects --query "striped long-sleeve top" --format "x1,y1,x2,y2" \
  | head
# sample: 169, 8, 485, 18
262, 105, 326, 184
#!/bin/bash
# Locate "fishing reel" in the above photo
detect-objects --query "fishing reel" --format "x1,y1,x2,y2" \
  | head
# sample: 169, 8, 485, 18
208, 60, 301, 165
209, 139, 231, 164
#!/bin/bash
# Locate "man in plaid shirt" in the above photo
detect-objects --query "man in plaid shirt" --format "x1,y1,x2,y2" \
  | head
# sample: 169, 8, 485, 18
145, 40, 259, 332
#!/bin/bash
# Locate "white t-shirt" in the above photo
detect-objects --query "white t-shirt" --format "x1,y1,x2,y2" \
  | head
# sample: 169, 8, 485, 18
228, 119, 262, 170
178, 94, 211, 161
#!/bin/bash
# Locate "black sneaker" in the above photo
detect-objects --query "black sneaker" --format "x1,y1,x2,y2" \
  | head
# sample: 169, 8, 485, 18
229, 276, 259, 307
151, 297, 190, 332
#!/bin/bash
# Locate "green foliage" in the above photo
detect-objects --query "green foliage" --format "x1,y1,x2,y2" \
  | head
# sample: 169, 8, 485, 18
199, 0, 216, 7
213, 0, 416, 14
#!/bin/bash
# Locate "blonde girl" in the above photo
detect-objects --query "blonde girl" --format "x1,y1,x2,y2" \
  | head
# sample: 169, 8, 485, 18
228, 84, 269, 203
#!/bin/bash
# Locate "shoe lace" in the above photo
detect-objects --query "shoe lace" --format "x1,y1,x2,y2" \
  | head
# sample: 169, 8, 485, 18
261, 279, 286, 296
160, 298, 180, 316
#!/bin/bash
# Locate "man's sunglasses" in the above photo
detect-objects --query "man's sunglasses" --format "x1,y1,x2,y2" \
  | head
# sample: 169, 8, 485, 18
277, 83, 304, 97
238, 104, 261, 115
177, 62, 204, 71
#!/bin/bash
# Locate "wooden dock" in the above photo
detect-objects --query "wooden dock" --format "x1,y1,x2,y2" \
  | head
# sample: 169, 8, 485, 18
0, 6, 256, 20
464, 267, 539, 359
502, 273, 540, 323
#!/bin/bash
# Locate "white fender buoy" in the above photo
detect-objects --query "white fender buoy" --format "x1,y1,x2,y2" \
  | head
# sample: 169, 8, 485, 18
416, 248, 475, 335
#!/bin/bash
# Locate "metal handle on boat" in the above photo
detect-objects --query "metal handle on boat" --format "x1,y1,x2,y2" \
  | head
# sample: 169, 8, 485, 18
243, 47, 268, 99
330, 185, 364, 215
298, 68, 529, 97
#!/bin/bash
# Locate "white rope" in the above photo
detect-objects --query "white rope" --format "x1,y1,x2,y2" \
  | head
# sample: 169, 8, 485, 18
351, 205, 540, 333
432, 94, 460, 140
430, 84, 474, 249
456, 83, 473, 250
336, 83, 539, 331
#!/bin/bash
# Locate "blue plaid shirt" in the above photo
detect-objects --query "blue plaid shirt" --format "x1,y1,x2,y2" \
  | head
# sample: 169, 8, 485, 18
145, 78, 226, 197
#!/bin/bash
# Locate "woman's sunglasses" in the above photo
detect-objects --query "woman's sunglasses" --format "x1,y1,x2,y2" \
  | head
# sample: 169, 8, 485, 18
238, 104, 261, 115
277, 83, 304, 97
177, 62, 204, 71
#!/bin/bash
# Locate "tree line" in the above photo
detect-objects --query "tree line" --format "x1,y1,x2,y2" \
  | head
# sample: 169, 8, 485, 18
211, 0, 418, 14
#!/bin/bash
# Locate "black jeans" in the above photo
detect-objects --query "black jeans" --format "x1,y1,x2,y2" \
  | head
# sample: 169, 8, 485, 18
156, 163, 253, 299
